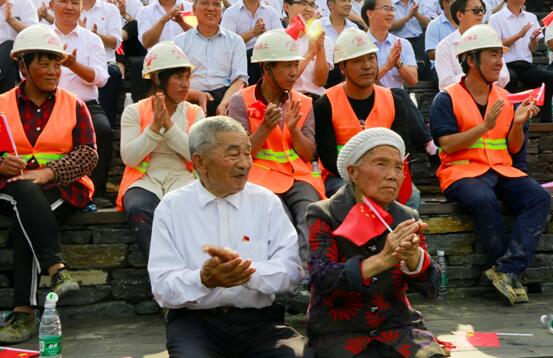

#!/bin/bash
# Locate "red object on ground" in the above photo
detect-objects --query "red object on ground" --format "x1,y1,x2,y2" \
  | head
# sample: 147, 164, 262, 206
333, 196, 393, 246
466, 332, 501, 348
285, 15, 307, 40
507, 83, 545, 106
0, 346, 39, 357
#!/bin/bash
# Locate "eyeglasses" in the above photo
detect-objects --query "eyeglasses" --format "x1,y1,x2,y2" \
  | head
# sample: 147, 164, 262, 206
461, 7, 486, 15
197, 0, 222, 7
373, 5, 396, 12
292, 1, 318, 8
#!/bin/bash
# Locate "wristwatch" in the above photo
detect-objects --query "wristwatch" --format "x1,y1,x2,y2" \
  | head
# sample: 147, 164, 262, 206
395, 61, 404, 69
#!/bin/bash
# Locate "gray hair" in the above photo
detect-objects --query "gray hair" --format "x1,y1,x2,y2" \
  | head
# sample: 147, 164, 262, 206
189, 116, 247, 155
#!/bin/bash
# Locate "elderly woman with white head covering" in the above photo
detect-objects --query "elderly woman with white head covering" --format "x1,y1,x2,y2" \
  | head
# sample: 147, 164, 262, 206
305, 128, 450, 358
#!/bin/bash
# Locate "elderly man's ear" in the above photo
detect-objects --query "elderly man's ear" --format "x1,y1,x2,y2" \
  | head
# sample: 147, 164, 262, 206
192, 153, 205, 171
347, 165, 358, 183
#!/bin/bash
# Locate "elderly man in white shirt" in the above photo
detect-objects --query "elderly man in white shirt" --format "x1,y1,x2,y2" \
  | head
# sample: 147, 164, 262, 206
81, 0, 123, 128
137, 0, 193, 50
0, 0, 38, 94
435, 0, 509, 90
221, 0, 283, 85
149, 116, 306, 357
489, 0, 553, 123
32, 0, 55, 24
51, 0, 113, 208
174, 0, 248, 116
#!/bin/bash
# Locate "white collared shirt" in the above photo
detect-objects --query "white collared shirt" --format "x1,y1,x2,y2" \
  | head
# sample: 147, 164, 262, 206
312, 16, 357, 43
174, 26, 248, 91
294, 34, 334, 96
137, 0, 193, 48
148, 180, 304, 309
435, 29, 510, 91
125, 0, 144, 19
81, 0, 122, 63
220, 0, 283, 50
53, 24, 109, 101
31, 0, 54, 25
0, 0, 38, 44
489, 6, 542, 63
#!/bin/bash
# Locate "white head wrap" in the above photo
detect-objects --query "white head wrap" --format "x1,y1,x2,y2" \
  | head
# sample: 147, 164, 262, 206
337, 127, 406, 182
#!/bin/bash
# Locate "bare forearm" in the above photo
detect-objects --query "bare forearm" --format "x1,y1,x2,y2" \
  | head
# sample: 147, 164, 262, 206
391, 16, 411, 31
290, 129, 315, 161
68, 62, 96, 83
529, 37, 539, 53
142, 19, 166, 49
250, 126, 272, 155
361, 254, 393, 279
221, 80, 245, 107
502, 33, 523, 47
97, 33, 118, 49
414, 13, 430, 28
438, 123, 488, 153
508, 122, 525, 153
6, 18, 28, 33
240, 30, 256, 44
312, 55, 329, 87
398, 65, 418, 86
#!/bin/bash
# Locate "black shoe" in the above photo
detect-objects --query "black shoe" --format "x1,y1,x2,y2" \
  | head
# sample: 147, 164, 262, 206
0, 312, 37, 344
93, 196, 114, 209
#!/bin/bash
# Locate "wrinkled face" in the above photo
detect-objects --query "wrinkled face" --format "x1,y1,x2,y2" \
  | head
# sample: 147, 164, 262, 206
341, 53, 378, 88
348, 146, 404, 207
329, 0, 352, 17
51, 0, 82, 26
193, 0, 222, 27
367, 0, 395, 29
21, 54, 63, 92
457, 0, 484, 27
266, 61, 300, 91
195, 131, 252, 197
468, 48, 503, 82
163, 68, 191, 103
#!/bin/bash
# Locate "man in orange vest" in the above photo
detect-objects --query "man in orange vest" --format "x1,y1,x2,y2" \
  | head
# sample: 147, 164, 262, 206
314, 28, 415, 200
0, 24, 97, 343
228, 29, 325, 267
429, 25, 550, 305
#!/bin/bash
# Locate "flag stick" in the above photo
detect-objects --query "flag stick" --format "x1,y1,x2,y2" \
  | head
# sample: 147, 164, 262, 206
362, 196, 393, 233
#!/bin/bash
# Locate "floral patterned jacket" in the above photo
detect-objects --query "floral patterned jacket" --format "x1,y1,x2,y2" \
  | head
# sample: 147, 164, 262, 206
306, 185, 449, 358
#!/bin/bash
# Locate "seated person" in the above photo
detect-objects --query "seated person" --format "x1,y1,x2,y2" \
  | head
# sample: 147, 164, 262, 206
489, 0, 553, 123
148, 116, 306, 357
435, 0, 509, 90
429, 24, 551, 304
313, 28, 419, 207
0, 0, 38, 94
221, 0, 283, 85
424, 0, 457, 81
483, 0, 504, 22
0, 25, 97, 343
306, 127, 449, 358
228, 30, 325, 268
284, 0, 333, 100
117, 41, 204, 259
137, 0, 192, 50
32, 0, 55, 24
174, 0, 248, 116
51, 0, 113, 208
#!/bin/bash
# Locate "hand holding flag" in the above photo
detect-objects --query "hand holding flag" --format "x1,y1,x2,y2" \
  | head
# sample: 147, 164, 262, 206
542, 10, 553, 28
507, 83, 545, 106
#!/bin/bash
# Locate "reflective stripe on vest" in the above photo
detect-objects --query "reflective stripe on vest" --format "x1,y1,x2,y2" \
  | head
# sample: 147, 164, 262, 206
134, 160, 149, 174
255, 148, 300, 163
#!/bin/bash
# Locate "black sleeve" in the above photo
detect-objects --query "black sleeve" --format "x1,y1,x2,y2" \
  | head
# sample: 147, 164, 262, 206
314, 95, 340, 176
390, 93, 415, 156
429, 91, 460, 145
391, 88, 431, 153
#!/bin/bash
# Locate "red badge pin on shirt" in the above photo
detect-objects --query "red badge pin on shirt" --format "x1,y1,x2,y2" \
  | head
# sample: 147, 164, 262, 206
242, 235, 250, 242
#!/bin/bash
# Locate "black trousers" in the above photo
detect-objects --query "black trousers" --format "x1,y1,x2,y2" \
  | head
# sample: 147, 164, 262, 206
506, 60, 553, 123
406, 34, 431, 81
246, 48, 263, 86
166, 303, 309, 358
206, 86, 230, 116
0, 40, 17, 95
0, 182, 75, 307
99, 63, 123, 128
123, 187, 159, 259
85, 100, 113, 196
122, 20, 147, 58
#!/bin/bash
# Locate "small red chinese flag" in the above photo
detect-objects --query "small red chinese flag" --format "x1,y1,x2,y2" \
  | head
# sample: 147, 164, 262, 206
397, 159, 413, 204
246, 100, 267, 120
285, 15, 307, 40
0, 113, 16, 153
507, 83, 545, 106
333, 196, 393, 246
543, 11, 553, 27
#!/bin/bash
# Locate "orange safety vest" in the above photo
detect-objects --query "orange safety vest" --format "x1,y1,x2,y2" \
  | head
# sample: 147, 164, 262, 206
437, 83, 526, 191
116, 97, 200, 210
0, 87, 95, 199
243, 85, 325, 199
326, 83, 395, 152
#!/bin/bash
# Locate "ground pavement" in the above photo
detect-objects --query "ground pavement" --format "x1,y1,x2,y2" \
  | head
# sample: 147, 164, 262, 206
8, 291, 553, 357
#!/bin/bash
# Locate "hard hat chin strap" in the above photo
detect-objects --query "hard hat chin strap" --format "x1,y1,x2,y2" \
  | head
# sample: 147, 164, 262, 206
266, 63, 288, 98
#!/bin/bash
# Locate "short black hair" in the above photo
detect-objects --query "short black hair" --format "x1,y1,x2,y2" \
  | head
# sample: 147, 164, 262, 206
450, 0, 485, 25
149, 67, 191, 95
460, 51, 479, 74
360, 0, 377, 28
21, 52, 64, 69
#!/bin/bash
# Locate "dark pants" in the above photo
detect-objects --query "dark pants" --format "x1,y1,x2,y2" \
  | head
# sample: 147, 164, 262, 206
85, 100, 113, 197
206, 86, 230, 116
166, 303, 308, 358
246, 48, 263, 86
127, 55, 151, 102
406, 34, 431, 81
123, 187, 159, 259
0, 40, 17, 95
122, 20, 147, 58
444, 171, 550, 275
99, 63, 123, 128
0, 182, 75, 306
506, 60, 553, 123
324, 65, 344, 89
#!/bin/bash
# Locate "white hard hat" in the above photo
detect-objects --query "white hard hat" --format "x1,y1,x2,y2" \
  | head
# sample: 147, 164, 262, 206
334, 28, 378, 64
142, 41, 194, 79
456, 24, 508, 57
10, 24, 67, 60
251, 30, 303, 63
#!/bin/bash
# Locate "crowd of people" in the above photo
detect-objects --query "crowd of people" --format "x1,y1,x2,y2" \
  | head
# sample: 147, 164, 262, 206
0, 0, 552, 356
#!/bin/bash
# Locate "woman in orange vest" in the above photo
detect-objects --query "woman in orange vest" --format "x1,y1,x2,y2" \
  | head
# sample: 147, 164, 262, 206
429, 25, 550, 305
0, 25, 97, 344
117, 41, 203, 259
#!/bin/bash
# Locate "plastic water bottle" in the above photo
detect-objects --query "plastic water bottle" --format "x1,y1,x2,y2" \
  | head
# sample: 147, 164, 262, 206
437, 250, 448, 300
540, 314, 553, 334
123, 92, 133, 108
312, 161, 320, 177
39, 292, 62, 358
